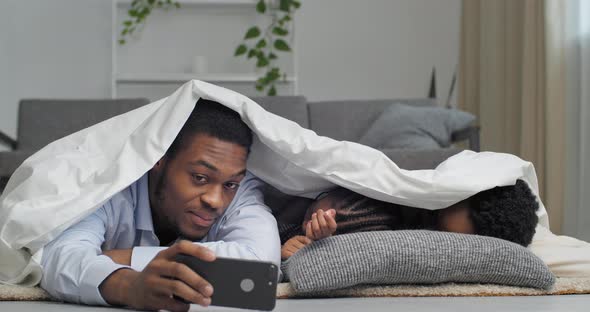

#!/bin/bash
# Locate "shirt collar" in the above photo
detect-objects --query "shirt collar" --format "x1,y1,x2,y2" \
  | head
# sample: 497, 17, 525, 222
135, 173, 155, 232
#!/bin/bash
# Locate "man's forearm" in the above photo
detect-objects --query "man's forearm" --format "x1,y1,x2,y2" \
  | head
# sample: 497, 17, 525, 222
98, 268, 138, 306
103, 249, 133, 265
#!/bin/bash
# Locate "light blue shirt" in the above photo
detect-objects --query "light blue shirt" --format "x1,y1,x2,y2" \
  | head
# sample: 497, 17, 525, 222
40, 171, 280, 305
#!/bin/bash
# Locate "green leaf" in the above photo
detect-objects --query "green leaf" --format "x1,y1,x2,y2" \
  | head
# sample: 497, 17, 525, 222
268, 85, 277, 96
292, 0, 301, 8
124, 20, 133, 27
272, 27, 288, 36
255, 84, 264, 91
174, 2, 180, 8
268, 52, 277, 60
257, 56, 269, 67
247, 49, 257, 59
256, 39, 266, 49
234, 44, 248, 56
256, 0, 266, 13
283, 15, 292, 22
148, 0, 155, 4
279, 0, 291, 12
128, 9, 138, 17
121, 29, 129, 36
119, 39, 126, 45
274, 39, 291, 51
244, 26, 261, 40
268, 69, 280, 80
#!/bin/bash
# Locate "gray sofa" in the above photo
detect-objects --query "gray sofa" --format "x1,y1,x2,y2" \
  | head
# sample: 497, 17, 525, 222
0, 96, 479, 194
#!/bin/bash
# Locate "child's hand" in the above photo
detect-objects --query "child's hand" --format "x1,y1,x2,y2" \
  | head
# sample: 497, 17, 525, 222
305, 208, 337, 241
281, 235, 312, 260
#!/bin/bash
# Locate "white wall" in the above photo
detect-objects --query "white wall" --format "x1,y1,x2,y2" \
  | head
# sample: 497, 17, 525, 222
0, 0, 112, 151
0, 0, 461, 150
296, 0, 461, 102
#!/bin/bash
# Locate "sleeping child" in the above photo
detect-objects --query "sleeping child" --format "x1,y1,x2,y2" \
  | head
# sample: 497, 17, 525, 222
279, 179, 539, 260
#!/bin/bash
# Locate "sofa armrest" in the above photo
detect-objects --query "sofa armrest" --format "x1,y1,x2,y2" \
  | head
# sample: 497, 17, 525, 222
0, 131, 17, 150
451, 125, 480, 152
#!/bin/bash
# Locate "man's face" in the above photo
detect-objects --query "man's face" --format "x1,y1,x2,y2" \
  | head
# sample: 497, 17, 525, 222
150, 133, 248, 241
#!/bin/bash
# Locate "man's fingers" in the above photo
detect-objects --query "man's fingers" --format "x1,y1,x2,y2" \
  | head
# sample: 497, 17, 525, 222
157, 240, 216, 262
154, 294, 191, 312
159, 278, 211, 307
157, 261, 213, 298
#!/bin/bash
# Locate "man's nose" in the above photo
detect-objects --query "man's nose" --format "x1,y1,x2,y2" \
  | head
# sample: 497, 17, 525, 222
201, 184, 224, 212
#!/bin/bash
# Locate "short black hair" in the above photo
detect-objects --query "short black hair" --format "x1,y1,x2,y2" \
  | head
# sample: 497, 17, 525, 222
166, 99, 253, 159
469, 179, 539, 246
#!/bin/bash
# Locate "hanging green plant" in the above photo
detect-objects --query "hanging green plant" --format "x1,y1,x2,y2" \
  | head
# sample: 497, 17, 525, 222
234, 0, 301, 96
118, 0, 180, 45
118, 0, 299, 96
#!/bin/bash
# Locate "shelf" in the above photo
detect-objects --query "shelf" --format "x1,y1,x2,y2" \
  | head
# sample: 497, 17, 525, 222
116, 73, 296, 83
116, 0, 257, 7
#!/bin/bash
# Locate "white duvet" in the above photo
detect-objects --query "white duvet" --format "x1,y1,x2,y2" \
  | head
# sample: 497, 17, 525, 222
1, 80, 588, 286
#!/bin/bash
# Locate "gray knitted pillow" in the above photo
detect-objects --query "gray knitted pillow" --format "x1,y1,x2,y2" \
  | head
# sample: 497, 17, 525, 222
281, 230, 555, 293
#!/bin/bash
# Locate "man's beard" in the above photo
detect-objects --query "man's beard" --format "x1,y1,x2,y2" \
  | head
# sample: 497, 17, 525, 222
152, 162, 183, 241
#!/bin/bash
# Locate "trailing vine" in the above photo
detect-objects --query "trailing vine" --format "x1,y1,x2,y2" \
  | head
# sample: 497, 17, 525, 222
118, 0, 300, 96
234, 0, 300, 96
119, 0, 180, 45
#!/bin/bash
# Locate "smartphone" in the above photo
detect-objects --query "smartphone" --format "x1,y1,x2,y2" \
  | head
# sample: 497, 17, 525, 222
175, 254, 278, 311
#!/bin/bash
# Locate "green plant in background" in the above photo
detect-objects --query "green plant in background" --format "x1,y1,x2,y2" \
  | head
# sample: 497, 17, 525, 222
234, 0, 300, 96
119, 0, 180, 45
118, 0, 300, 96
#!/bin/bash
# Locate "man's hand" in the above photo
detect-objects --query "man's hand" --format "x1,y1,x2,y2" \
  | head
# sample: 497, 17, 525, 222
305, 208, 337, 241
281, 235, 312, 260
102, 249, 132, 265
99, 240, 216, 312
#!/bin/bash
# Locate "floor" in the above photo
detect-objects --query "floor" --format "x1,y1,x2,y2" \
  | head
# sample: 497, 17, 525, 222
2, 295, 590, 312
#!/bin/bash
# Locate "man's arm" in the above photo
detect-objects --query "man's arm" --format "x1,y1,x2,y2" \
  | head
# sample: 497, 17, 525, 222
40, 206, 130, 305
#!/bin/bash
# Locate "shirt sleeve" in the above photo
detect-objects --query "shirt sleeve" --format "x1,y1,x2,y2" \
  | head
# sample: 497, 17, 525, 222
40, 204, 131, 306
131, 173, 281, 272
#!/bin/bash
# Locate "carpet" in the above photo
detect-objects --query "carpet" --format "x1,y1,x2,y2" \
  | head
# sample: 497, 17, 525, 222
2, 278, 590, 301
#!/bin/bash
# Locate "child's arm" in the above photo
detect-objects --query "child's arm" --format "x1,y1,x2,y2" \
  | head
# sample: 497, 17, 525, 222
305, 209, 337, 241
281, 236, 312, 260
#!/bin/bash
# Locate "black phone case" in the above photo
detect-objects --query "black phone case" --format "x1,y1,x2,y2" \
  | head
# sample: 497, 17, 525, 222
175, 254, 278, 311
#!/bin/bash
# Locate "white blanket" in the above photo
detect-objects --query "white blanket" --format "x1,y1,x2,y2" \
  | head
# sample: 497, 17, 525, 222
0, 80, 587, 286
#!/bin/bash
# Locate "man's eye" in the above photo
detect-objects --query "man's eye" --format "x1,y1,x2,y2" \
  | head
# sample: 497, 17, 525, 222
192, 175, 208, 183
225, 183, 240, 190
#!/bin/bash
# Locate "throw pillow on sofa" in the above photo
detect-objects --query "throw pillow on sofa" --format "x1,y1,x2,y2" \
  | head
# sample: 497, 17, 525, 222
358, 103, 475, 149
281, 230, 555, 294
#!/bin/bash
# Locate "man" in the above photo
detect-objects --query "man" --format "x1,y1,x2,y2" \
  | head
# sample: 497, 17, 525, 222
39, 99, 280, 311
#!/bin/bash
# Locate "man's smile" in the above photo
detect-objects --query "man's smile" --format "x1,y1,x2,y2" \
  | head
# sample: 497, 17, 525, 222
187, 211, 216, 227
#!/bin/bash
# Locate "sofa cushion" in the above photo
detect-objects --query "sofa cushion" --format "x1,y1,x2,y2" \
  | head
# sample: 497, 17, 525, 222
0, 151, 34, 177
251, 96, 309, 129
281, 230, 556, 293
18, 99, 150, 150
307, 99, 437, 142
358, 103, 475, 149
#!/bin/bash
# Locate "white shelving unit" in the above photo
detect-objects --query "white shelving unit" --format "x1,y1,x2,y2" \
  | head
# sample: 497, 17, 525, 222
116, 72, 296, 83
111, 0, 298, 99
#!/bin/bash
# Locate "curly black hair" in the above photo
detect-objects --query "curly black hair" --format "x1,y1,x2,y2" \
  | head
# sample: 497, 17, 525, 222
469, 179, 539, 246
